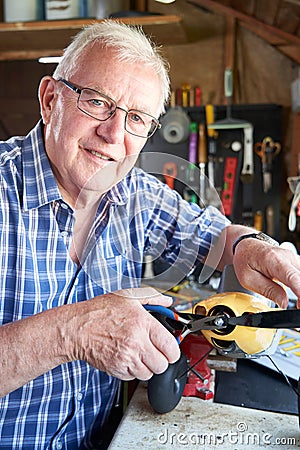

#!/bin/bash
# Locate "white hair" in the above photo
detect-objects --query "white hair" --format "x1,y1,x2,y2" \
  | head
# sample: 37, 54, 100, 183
53, 20, 170, 111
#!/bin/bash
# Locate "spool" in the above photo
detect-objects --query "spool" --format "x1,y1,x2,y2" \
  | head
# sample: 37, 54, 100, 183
159, 107, 191, 144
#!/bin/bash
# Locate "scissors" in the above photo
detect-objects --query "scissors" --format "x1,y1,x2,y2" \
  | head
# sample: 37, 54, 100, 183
144, 304, 225, 344
254, 136, 281, 193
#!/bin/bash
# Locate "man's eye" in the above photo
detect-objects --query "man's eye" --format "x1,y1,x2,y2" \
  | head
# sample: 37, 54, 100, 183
90, 98, 106, 107
129, 112, 143, 124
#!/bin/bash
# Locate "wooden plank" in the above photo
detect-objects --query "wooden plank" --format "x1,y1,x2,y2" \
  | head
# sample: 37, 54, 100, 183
0, 15, 185, 61
273, 44, 300, 64
0, 50, 62, 61
0, 16, 181, 32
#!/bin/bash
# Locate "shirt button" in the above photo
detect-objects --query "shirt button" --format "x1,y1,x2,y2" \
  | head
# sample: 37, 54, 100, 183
77, 392, 83, 401
61, 202, 68, 209
61, 231, 68, 237
56, 440, 63, 449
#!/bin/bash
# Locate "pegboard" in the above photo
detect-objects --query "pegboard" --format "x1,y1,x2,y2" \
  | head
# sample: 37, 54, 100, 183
140, 104, 283, 240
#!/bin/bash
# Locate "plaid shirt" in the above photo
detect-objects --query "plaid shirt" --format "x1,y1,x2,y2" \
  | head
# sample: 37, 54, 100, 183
0, 122, 229, 449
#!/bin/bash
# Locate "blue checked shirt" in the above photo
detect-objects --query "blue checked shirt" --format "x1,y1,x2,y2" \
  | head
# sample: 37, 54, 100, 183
0, 122, 229, 449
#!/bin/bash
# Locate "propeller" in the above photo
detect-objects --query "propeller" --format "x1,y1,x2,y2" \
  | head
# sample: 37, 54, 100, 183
226, 308, 300, 329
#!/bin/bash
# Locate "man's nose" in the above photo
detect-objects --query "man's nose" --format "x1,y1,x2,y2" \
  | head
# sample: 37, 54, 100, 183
96, 108, 126, 144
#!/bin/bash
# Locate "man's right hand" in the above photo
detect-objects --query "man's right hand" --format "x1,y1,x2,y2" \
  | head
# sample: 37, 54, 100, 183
65, 287, 181, 380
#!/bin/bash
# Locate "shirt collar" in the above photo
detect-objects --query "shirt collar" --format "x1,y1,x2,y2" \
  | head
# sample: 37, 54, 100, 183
106, 174, 131, 205
22, 121, 131, 210
22, 121, 63, 211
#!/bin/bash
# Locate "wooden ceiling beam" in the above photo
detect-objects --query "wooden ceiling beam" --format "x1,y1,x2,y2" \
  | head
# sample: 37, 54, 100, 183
242, 21, 300, 64
188, 0, 300, 46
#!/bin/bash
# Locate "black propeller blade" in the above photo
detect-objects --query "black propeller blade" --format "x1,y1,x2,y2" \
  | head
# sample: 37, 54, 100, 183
227, 309, 300, 329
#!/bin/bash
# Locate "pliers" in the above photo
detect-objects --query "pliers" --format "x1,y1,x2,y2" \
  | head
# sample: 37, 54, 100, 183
144, 304, 225, 344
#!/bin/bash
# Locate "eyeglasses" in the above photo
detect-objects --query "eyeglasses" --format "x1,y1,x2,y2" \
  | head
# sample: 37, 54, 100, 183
58, 78, 161, 139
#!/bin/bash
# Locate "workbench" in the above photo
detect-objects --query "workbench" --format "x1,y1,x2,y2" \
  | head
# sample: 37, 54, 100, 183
108, 383, 299, 449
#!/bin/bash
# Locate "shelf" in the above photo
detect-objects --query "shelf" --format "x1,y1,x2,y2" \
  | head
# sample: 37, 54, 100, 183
0, 15, 184, 61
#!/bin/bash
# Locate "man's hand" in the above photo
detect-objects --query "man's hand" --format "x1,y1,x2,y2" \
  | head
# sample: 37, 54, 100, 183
66, 287, 181, 380
233, 240, 300, 308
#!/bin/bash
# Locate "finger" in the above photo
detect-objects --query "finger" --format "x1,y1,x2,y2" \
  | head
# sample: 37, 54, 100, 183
125, 343, 170, 380
236, 268, 289, 308
128, 363, 154, 381
118, 286, 173, 307
140, 350, 169, 376
148, 318, 180, 364
271, 250, 300, 298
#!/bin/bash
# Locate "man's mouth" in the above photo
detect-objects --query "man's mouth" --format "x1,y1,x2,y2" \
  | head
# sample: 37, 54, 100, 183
88, 149, 113, 161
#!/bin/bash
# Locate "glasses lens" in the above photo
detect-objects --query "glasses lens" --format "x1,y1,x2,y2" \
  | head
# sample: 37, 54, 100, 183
126, 110, 158, 138
78, 88, 116, 120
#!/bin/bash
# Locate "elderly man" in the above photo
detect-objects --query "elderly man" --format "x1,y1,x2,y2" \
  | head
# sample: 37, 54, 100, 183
0, 20, 299, 449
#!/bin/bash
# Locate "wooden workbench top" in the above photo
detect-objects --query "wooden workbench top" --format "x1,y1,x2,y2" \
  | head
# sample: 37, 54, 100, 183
108, 383, 299, 449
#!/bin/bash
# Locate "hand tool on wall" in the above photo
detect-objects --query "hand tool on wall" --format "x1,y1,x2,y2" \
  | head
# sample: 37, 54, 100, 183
205, 104, 217, 188
207, 68, 251, 131
198, 122, 207, 205
266, 204, 275, 236
194, 86, 201, 106
175, 88, 182, 106
288, 181, 300, 232
221, 156, 238, 217
163, 161, 177, 190
240, 124, 254, 183
240, 124, 254, 225
184, 122, 198, 203
254, 210, 263, 231
181, 83, 190, 107
254, 136, 281, 193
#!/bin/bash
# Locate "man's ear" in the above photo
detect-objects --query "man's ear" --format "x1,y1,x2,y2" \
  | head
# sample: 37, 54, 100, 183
38, 76, 57, 125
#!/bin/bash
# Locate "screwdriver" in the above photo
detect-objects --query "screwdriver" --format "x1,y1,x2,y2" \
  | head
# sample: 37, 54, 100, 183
198, 122, 207, 206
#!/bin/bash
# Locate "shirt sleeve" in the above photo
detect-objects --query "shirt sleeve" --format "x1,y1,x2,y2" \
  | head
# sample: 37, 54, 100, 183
132, 169, 230, 279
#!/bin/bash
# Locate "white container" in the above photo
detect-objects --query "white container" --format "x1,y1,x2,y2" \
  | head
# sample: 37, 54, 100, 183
45, 0, 79, 20
4, 0, 37, 22
86, 0, 128, 18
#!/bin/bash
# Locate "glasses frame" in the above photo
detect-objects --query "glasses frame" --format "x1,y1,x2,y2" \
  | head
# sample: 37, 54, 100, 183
58, 78, 161, 139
